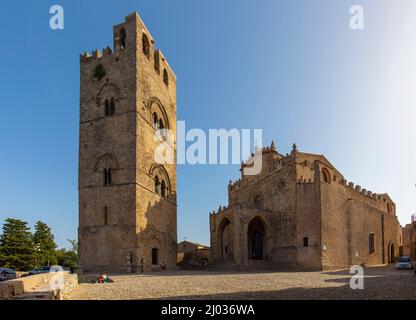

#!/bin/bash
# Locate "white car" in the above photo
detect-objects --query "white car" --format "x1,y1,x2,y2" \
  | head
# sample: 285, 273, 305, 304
395, 256, 413, 270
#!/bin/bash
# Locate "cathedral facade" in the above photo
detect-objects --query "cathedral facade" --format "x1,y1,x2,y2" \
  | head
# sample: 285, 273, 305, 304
210, 142, 401, 270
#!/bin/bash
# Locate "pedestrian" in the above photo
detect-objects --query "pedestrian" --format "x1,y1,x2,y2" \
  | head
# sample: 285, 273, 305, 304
140, 258, 144, 273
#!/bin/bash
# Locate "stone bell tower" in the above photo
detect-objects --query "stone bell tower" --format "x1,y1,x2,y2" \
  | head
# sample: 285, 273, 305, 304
78, 12, 177, 273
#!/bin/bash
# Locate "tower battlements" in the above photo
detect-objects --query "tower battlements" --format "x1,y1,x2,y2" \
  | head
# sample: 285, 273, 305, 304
80, 12, 176, 89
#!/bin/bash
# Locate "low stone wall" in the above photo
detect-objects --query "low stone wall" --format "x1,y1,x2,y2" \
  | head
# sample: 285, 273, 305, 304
0, 271, 78, 300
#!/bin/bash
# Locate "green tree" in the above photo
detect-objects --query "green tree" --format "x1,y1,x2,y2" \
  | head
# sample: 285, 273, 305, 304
0, 251, 6, 266
33, 221, 57, 266
0, 218, 35, 270
56, 239, 78, 272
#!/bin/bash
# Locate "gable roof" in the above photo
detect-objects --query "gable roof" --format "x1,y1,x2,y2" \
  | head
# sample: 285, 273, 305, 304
177, 240, 210, 249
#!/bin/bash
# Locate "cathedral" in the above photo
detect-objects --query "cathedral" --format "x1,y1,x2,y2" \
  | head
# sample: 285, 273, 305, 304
210, 142, 401, 270
77, 12, 401, 274
78, 13, 177, 273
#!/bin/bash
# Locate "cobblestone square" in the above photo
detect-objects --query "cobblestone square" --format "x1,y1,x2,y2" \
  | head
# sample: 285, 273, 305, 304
68, 265, 416, 300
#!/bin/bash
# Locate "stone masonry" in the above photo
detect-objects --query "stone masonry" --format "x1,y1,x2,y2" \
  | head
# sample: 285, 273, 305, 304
210, 142, 401, 270
78, 12, 177, 273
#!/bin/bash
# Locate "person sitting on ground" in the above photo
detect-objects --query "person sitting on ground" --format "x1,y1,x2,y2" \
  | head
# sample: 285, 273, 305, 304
160, 261, 167, 270
98, 273, 105, 284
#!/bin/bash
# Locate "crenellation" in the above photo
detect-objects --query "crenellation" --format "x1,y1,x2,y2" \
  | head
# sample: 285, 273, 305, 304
80, 13, 176, 97
103, 47, 112, 56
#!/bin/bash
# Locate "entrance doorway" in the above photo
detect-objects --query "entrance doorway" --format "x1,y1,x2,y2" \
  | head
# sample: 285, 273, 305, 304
248, 217, 266, 260
152, 248, 159, 266
388, 242, 395, 263
218, 218, 233, 262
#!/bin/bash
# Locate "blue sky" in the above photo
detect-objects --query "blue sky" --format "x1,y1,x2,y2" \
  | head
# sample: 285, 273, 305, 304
0, 0, 415, 248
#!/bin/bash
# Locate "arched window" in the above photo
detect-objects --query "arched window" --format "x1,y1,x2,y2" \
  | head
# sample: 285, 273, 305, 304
152, 112, 159, 130
154, 52, 160, 74
108, 168, 112, 185
151, 248, 159, 265
163, 69, 169, 87
247, 217, 266, 260
322, 168, 330, 184
104, 168, 113, 186
253, 194, 263, 209
387, 203, 393, 213
161, 180, 166, 197
110, 98, 115, 115
104, 206, 108, 225
105, 99, 110, 116
159, 119, 165, 130
142, 33, 150, 59
154, 176, 161, 195
104, 98, 115, 116
119, 28, 126, 50
369, 233, 375, 253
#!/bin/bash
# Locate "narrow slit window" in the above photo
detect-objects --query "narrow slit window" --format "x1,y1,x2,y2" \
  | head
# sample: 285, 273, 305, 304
369, 233, 375, 253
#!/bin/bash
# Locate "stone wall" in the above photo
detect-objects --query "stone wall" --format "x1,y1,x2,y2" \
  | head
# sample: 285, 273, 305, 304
79, 12, 177, 273
210, 143, 401, 271
402, 223, 416, 258
0, 272, 78, 300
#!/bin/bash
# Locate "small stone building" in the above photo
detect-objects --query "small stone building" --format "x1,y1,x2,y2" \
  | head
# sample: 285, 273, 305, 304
210, 142, 401, 270
78, 13, 177, 273
177, 241, 210, 267
402, 215, 416, 259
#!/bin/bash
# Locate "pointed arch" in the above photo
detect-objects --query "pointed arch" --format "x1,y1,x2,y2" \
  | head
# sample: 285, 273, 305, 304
218, 218, 234, 262
95, 154, 119, 187
247, 216, 268, 260
322, 167, 331, 184
146, 97, 170, 130
94, 153, 120, 172
249, 190, 264, 209
96, 82, 121, 109
149, 164, 172, 195
119, 28, 126, 50
142, 33, 150, 59
163, 69, 169, 86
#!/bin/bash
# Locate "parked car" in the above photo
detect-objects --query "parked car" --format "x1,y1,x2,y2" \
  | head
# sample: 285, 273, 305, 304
395, 256, 413, 270
28, 265, 64, 275
0, 268, 17, 281
28, 266, 53, 275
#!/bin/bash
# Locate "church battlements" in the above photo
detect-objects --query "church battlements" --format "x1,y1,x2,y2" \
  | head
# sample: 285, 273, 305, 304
222, 141, 396, 216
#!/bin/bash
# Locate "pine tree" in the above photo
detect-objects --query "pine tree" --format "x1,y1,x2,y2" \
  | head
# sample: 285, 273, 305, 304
56, 239, 78, 272
33, 221, 57, 266
0, 251, 6, 266
0, 218, 35, 270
